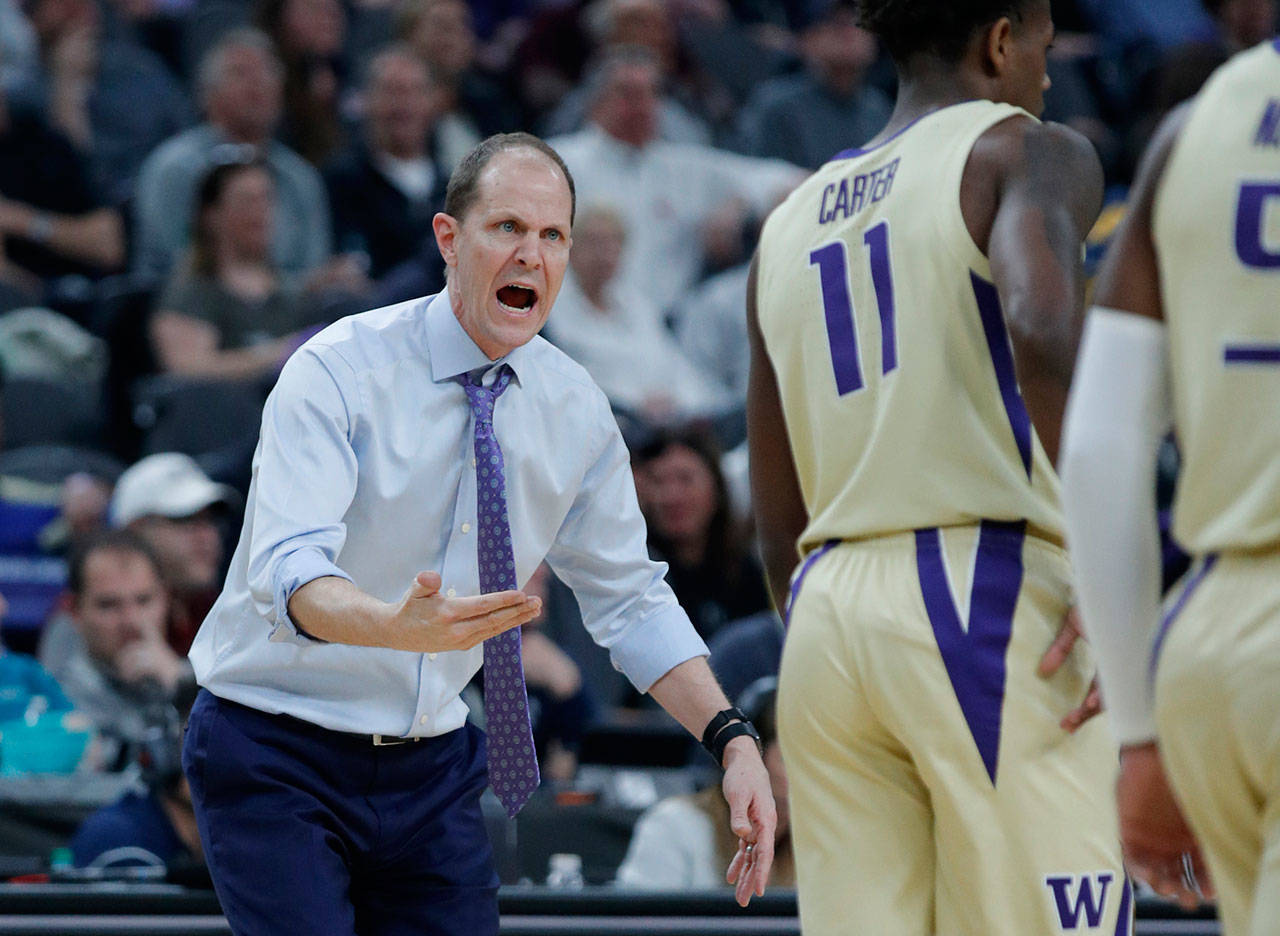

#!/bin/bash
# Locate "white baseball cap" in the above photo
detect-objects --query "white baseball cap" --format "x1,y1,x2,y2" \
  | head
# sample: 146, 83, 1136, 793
110, 453, 240, 527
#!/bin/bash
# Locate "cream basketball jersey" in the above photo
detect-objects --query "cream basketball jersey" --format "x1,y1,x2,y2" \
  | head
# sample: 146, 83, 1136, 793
756, 100, 1064, 554
1155, 40, 1280, 555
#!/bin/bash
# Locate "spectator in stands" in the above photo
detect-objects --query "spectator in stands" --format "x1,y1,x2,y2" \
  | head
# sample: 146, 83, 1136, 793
397, 0, 522, 170
734, 0, 891, 169
70, 688, 204, 870
632, 427, 769, 641
41, 530, 192, 769
256, 0, 349, 166
550, 47, 800, 313
544, 205, 734, 426
150, 158, 329, 382
110, 453, 238, 654
616, 677, 794, 889
19, 0, 191, 205
0, 82, 123, 307
325, 45, 447, 281
541, 0, 712, 145
131, 28, 331, 282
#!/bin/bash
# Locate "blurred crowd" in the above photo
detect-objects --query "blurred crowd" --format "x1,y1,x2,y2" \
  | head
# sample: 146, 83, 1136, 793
0, 0, 1273, 891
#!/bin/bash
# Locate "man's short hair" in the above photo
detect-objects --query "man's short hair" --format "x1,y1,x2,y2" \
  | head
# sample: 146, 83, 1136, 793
68, 529, 163, 598
857, 0, 1034, 64
443, 132, 577, 226
196, 27, 282, 105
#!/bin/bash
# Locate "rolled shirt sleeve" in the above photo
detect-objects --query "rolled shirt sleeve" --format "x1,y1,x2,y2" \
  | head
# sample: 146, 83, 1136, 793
248, 345, 360, 643
544, 399, 707, 693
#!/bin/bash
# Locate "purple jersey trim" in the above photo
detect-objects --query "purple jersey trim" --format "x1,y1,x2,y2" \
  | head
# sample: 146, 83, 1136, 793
1225, 345, 1280, 363
1149, 554, 1219, 681
1273, 35, 1280, 52
972, 272, 1034, 478
915, 520, 1026, 784
831, 100, 978, 161
1114, 877, 1133, 936
784, 539, 840, 628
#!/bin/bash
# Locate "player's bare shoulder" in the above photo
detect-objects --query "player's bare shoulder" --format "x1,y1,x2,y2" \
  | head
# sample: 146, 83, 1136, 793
962, 117, 1103, 255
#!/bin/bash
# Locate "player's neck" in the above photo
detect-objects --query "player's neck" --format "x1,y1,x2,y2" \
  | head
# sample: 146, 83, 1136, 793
888, 63, 993, 126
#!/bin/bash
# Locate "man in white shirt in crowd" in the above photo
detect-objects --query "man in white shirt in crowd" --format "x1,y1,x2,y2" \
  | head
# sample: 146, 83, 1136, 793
550, 47, 802, 314
544, 204, 735, 426
182, 132, 776, 936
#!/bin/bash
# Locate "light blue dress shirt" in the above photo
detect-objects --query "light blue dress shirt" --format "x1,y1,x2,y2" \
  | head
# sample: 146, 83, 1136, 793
190, 290, 708, 737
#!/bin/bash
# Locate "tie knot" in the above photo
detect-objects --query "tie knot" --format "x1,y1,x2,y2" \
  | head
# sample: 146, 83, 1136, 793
456, 365, 513, 420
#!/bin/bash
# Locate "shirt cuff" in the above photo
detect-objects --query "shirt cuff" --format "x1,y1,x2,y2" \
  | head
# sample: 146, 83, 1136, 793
609, 603, 709, 693
268, 546, 353, 644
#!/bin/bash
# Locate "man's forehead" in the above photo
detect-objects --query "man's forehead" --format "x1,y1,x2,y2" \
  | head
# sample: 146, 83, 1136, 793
473, 150, 572, 216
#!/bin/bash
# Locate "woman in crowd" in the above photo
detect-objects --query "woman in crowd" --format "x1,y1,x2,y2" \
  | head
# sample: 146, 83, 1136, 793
150, 158, 326, 382
632, 426, 769, 641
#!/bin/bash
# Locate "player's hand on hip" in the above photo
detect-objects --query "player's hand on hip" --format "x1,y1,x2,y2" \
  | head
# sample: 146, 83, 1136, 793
1117, 742, 1214, 910
388, 571, 541, 653
1037, 607, 1104, 732
721, 735, 777, 908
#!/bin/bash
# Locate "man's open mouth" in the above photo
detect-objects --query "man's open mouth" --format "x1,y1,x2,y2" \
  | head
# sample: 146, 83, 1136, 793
496, 285, 537, 312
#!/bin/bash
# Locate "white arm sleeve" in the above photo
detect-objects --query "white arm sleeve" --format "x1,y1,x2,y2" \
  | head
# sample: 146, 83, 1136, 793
1060, 308, 1172, 746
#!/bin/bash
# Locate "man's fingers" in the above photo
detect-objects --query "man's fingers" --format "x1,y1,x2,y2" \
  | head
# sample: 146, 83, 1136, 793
446, 589, 534, 619
726, 841, 747, 884
751, 834, 775, 898
1059, 682, 1103, 733
410, 571, 442, 598
1037, 612, 1081, 677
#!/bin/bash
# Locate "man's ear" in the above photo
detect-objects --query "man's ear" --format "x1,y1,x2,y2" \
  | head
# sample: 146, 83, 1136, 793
433, 212, 460, 268
982, 16, 1016, 78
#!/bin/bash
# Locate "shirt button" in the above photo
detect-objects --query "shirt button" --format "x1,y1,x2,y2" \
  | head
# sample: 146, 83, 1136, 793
471, 457, 477, 467
419, 714, 429, 724
446, 588, 456, 597
461, 522, 471, 534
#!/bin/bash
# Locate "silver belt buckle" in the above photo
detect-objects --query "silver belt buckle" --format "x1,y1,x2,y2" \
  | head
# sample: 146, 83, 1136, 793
372, 734, 408, 746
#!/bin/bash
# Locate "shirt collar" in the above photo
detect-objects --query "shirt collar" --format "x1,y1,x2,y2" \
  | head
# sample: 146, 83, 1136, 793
424, 287, 528, 386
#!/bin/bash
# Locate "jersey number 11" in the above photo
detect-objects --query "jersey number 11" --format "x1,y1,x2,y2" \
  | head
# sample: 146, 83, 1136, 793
808, 221, 898, 397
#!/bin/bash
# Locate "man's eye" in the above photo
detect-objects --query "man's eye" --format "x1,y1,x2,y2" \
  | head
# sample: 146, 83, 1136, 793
500, 221, 516, 232
547, 230, 561, 240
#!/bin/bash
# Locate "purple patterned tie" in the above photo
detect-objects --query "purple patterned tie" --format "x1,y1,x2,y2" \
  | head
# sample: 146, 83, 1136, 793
457, 366, 539, 817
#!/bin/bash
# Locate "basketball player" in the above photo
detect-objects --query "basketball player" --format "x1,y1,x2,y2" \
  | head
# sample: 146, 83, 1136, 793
747, 1, 1130, 932
1061, 40, 1280, 935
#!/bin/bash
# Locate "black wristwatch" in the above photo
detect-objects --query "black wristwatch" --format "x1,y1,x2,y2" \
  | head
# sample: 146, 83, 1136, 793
700, 706, 762, 766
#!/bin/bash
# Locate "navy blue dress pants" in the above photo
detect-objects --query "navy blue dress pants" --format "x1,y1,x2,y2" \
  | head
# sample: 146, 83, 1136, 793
182, 690, 500, 936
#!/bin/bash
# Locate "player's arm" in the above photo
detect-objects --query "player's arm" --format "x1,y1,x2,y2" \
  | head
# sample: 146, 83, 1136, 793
746, 252, 809, 614
1061, 105, 1188, 744
975, 118, 1103, 466
1059, 106, 1210, 908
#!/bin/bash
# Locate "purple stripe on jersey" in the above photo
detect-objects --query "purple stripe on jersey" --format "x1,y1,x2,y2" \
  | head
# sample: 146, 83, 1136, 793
1225, 345, 1280, 363
784, 539, 840, 629
1149, 554, 1219, 681
1114, 877, 1133, 936
971, 272, 1034, 478
915, 520, 1026, 784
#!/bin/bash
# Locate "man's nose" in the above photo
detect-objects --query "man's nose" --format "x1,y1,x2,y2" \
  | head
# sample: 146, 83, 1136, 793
514, 232, 542, 268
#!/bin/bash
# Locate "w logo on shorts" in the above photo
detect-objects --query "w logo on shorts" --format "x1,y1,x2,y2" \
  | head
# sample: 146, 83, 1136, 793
1045, 872, 1132, 932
